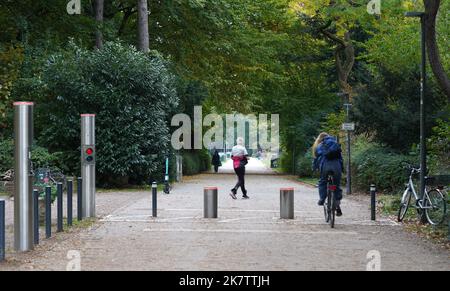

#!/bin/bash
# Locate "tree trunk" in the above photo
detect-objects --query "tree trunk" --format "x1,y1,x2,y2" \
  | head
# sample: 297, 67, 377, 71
424, 0, 450, 99
137, 0, 150, 52
95, 0, 104, 49
335, 32, 355, 100
320, 28, 355, 100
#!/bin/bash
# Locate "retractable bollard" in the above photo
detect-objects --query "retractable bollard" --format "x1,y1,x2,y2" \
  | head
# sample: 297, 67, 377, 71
77, 177, 82, 221
152, 182, 157, 218
57, 183, 63, 232
0, 200, 5, 262
280, 188, 294, 219
45, 186, 52, 239
13, 102, 34, 252
81, 114, 96, 218
67, 180, 73, 226
370, 184, 376, 221
33, 190, 39, 245
204, 187, 218, 219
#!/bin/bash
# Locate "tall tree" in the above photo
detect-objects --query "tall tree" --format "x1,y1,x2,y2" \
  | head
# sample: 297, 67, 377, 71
424, 0, 450, 98
94, 0, 104, 49
137, 0, 149, 52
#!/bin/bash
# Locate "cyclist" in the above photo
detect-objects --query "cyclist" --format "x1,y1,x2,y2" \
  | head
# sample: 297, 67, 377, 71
312, 132, 344, 216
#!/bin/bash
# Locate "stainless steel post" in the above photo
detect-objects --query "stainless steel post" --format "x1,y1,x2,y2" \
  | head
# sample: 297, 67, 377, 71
81, 114, 96, 218
14, 101, 34, 252
280, 188, 294, 219
204, 187, 218, 218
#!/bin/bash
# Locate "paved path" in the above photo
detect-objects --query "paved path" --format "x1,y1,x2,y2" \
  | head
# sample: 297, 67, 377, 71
217, 158, 275, 175
0, 171, 449, 271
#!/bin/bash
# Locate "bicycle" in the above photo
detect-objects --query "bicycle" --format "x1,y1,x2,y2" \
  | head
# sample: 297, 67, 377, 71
323, 171, 337, 228
397, 165, 447, 225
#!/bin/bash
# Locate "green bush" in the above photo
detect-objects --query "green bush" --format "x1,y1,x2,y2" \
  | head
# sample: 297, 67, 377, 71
182, 150, 211, 176
352, 138, 417, 193
0, 138, 13, 172
296, 150, 316, 177
13, 42, 179, 186
0, 138, 60, 173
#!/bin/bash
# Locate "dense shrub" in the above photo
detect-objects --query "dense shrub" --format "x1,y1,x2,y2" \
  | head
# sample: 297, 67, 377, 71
0, 138, 61, 173
295, 150, 316, 177
428, 118, 450, 175
13, 42, 178, 185
0, 138, 13, 172
182, 150, 211, 176
351, 138, 417, 193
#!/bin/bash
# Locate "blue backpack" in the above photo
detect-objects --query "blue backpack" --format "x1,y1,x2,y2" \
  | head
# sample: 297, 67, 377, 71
321, 136, 341, 160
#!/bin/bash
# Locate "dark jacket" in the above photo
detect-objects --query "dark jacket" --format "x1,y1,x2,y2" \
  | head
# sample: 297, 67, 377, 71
312, 136, 344, 173
212, 152, 222, 166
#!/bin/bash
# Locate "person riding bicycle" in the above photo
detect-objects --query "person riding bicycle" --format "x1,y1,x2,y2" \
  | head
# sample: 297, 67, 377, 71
312, 132, 344, 216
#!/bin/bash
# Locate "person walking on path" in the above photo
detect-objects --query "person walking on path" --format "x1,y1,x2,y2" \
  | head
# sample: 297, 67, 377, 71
211, 149, 222, 173
230, 137, 249, 200
312, 132, 344, 216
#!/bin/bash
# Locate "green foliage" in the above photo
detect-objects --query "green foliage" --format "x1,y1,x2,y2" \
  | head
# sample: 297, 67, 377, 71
182, 150, 211, 176
428, 116, 450, 175
351, 137, 418, 193
352, 67, 447, 152
0, 45, 24, 133
0, 138, 13, 172
296, 150, 317, 177
13, 42, 178, 185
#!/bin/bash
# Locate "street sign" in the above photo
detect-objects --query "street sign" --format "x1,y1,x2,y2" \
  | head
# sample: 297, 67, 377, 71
342, 123, 355, 131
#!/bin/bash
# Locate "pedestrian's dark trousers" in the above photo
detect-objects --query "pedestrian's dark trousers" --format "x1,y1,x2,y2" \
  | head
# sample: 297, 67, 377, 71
214, 165, 219, 173
318, 159, 343, 202
232, 166, 247, 195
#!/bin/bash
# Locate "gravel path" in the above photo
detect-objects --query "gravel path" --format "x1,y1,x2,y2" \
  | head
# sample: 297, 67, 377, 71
0, 172, 449, 271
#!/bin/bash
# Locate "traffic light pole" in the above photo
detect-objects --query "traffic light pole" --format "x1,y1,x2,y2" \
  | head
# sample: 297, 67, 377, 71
81, 114, 96, 218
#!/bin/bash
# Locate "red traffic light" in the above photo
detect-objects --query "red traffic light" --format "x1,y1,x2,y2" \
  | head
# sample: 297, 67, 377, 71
86, 148, 94, 155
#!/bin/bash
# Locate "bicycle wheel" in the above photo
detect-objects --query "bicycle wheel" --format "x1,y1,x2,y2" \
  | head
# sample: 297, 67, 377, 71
397, 188, 412, 222
329, 191, 336, 229
424, 189, 447, 225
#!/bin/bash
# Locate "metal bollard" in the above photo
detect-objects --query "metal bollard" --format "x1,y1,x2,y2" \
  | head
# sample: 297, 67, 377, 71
45, 186, 52, 239
280, 188, 294, 219
370, 184, 376, 221
204, 187, 218, 219
13, 101, 34, 252
33, 190, 39, 245
57, 183, 63, 232
67, 180, 73, 226
0, 200, 5, 262
77, 177, 82, 221
152, 182, 157, 218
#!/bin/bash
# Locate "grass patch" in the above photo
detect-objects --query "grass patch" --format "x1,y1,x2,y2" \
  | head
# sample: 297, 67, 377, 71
97, 184, 165, 193
378, 194, 449, 247
298, 177, 318, 187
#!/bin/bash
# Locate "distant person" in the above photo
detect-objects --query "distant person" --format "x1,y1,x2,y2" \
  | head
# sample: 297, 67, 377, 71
211, 149, 222, 173
230, 137, 249, 200
312, 132, 343, 216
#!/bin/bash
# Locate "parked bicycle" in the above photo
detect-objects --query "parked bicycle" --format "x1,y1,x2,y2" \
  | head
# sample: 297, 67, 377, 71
397, 164, 447, 225
324, 171, 337, 228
